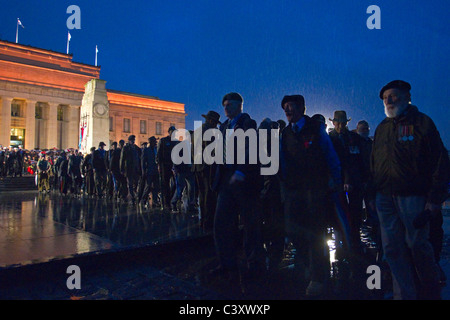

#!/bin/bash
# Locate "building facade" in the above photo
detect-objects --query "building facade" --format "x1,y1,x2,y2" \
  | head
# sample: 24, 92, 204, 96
0, 40, 185, 151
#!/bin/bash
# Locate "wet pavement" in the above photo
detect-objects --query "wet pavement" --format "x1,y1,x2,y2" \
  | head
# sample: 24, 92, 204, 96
0, 191, 206, 268
0, 190, 449, 300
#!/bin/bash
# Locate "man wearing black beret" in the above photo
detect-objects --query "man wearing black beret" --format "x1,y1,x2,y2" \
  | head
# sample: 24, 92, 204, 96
370, 80, 450, 299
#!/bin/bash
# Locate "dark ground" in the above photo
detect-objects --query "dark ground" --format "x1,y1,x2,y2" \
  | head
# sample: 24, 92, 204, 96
0, 191, 448, 301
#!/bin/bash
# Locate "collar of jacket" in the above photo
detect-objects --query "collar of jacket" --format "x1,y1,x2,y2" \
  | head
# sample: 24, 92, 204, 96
329, 127, 349, 137
222, 112, 251, 129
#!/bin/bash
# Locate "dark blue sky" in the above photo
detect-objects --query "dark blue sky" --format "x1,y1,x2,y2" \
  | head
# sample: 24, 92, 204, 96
2, 0, 450, 147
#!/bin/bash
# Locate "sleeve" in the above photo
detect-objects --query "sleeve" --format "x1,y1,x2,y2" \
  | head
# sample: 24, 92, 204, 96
156, 139, 162, 165
235, 118, 257, 177
425, 120, 450, 204
120, 147, 125, 173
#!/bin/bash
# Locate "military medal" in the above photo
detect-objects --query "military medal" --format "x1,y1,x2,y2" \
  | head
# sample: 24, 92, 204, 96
399, 125, 415, 142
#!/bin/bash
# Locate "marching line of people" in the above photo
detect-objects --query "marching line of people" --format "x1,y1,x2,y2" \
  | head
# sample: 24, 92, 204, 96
8, 79, 450, 300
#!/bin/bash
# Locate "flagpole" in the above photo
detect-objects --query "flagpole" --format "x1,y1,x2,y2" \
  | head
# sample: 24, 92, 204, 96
95, 45, 98, 66
66, 31, 70, 54
16, 19, 19, 43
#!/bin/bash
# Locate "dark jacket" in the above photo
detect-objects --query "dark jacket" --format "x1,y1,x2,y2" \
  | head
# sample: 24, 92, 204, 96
68, 154, 82, 176
92, 149, 107, 172
142, 146, 158, 176
211, 112, 259, 191
370, 105, 450, 204
58, 158, 69, 177
329, 128, 366, 187
280, 116, 330, 191
120, 143, 142, 177
54, 155, 65, 175
157, 135, 176, 168
81, 154, 94, 175
109, 148, 122, 174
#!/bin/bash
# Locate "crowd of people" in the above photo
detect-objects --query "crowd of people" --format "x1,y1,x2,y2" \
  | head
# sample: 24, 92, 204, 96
0, 147, 33, 177
1, 80, 449, 300
201, 80, 449, 300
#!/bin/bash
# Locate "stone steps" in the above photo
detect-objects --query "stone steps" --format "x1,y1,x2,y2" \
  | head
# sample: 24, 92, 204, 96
0, 176, 37, 192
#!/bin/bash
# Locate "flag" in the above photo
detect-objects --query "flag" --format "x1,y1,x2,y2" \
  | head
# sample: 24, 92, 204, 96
18, 18, 25, 28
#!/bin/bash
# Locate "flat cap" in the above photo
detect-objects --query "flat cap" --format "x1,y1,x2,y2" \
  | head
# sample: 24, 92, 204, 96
222, 92, 243, 105
281, 95, 305, 109
379, 80, 411, 99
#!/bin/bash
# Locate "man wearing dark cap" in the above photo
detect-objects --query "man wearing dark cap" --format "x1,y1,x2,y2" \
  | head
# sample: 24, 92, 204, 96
120, 135, 142, 204
93, 141, 108, 198
157, 126, 177, 209
328, 111, 367, 250
192, 110, 221, 231
279, 94, 342, 296
370, 80, 450, 299
211, 92, 265, 285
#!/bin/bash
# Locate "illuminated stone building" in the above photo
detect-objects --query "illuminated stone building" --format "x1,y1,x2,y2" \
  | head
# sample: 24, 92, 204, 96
0, 40, 186, 151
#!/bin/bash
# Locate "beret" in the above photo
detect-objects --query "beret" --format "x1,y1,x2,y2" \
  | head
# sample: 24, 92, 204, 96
379, 80, 411, 99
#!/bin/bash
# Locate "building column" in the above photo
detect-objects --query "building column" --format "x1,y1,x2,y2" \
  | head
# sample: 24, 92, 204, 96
47, 102, 58, 150
25, 99, 36, 150
0, 97, 13, 148
67, 105, 80, 149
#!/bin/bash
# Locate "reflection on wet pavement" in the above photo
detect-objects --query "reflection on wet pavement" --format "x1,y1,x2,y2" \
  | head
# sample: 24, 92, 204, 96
0, 192, 206, 268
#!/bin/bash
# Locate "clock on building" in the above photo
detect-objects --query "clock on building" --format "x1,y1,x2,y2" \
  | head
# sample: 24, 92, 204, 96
93, 103, 108, 117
